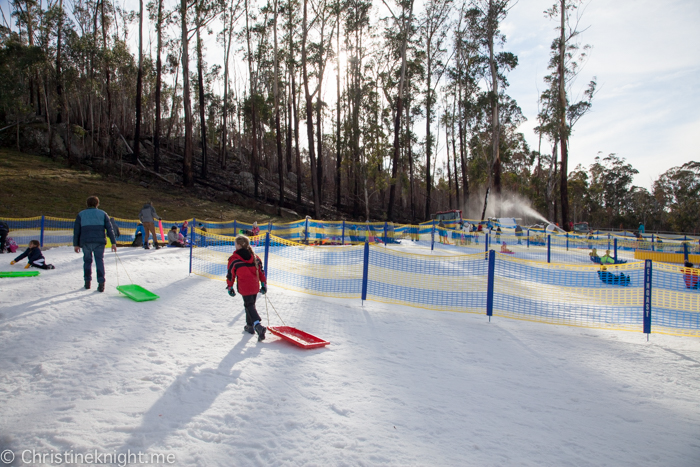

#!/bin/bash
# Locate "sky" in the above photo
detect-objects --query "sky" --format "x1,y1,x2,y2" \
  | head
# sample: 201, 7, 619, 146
1, 0, 698, 190
502, 0, 700, 189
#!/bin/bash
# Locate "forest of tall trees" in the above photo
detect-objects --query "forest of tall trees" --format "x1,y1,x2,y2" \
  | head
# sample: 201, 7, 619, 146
1, 0, 698, 233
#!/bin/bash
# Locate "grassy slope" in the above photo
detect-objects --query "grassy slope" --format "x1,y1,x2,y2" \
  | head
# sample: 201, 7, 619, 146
0, 149, 283, 223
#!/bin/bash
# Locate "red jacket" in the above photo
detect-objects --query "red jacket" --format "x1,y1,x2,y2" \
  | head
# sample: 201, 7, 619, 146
226, 248, 267, 295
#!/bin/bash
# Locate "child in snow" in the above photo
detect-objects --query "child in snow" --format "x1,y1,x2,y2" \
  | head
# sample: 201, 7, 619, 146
11, 240, 55, 269
167, 225, 184, 247
252, 221, 260, 236
226, 235, 268, 341
132, 222, 145, 247
180, 220, 189, 243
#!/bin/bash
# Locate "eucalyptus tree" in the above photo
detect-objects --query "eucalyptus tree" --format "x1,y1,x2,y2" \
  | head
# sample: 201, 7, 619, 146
383, 0, 415, 221
545, 0, 596, 230
420, 0, 451, 220
133, 0, 143, 164
181, 0, 194, 186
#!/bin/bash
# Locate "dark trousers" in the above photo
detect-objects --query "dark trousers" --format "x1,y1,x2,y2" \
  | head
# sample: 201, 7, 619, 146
242, 294, 262, 326
82, 243, 106, 283
0, 232, 7, 252
30, 262, 53, 270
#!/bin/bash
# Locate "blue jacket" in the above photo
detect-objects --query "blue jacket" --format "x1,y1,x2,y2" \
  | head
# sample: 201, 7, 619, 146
134, 224, 146, 238
15, 246, 45, 264
74, 207, 116, 246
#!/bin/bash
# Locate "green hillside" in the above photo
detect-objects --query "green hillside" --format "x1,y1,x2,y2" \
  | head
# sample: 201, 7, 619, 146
0, 149, 283, 223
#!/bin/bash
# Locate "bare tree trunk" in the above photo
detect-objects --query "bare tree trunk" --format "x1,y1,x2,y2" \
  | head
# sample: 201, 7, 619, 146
488, 0, 501, 213
134, 0, 143, 164
196, 9, 208, 178
302, 0, 321, 217
274, 0, 284, 208
558, 0, 570, 230
181, 0, 194, 186
154, 0, 163, 172
388, 1, 413, 221
335, 11, 342, 210
245, 0, 259, 198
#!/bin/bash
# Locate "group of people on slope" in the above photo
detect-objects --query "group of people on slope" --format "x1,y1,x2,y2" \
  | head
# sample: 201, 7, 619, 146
4, 196, 271, 342
132, 202, 189, 249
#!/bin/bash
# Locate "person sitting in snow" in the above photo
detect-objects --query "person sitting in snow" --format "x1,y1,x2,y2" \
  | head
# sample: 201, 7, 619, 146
600, 249, 615, 264
598, 266, 630, 287
589, 248, 600, 262
11, 240, 55, 269
180, 220, 189, 243
500, 242, 514, 254
226, 235, 268, 341
167, 225, 185, 247
132, 222, 145, 247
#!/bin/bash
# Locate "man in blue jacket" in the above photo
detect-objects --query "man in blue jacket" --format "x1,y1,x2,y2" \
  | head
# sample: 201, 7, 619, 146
74, 196, 117, 292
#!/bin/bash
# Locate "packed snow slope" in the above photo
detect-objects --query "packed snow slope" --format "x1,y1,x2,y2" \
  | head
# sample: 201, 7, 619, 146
1, 246, 699, 466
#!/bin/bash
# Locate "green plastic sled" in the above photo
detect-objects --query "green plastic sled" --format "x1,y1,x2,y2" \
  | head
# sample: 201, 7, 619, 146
0, 270, 40, 278
116, 284, 160, 302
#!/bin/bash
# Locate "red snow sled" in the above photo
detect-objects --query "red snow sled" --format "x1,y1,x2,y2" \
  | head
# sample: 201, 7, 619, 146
268, 326, 330, 349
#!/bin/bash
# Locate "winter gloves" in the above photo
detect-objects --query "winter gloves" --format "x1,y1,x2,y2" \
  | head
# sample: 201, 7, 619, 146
226, 284, 267, 296
10, 261, 15, 265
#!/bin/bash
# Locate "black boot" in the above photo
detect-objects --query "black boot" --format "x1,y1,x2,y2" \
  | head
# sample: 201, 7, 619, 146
244, 325, 255, 335
84, 280, 91, 289
98, 283, 105, 292
254, 323, 266, 342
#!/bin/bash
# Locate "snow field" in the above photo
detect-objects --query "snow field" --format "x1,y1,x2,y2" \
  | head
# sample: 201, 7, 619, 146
1, 246, 699, 466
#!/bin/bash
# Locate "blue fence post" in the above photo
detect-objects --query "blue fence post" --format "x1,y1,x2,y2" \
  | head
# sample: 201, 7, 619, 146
486, 250, 495, 321
342, 220, 346, 245
547, 235, 551, 263
485, 232, 489, 253
614, 238, 618, 262
566, 232, 569, 251
431, 220, 435, 251
643, 259, 652, 338
361, 241, 370, 303
607, 233, 611, 250
264, 232, 270, 279
40, 215, 45, 247
684, 242, 689, 262
384, 222, 388, 245
652, 234, 655, 252
233, 220, 237, 235
304, 217, 309, 243
527, 229, 530, 248
189, 218, 195, 274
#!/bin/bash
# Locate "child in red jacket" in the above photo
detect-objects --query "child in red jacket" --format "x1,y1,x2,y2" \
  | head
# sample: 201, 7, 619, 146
226, 235, 268, 341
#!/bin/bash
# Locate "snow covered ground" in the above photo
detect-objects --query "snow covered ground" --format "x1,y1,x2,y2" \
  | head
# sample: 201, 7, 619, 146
1, 246, 699, 466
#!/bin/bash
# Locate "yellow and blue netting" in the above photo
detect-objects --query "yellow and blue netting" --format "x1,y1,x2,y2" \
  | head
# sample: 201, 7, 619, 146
188, 229, 700, 337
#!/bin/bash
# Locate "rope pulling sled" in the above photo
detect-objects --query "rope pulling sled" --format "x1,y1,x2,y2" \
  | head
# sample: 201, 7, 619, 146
114, 251, 159, 301
263, 294, 329, 349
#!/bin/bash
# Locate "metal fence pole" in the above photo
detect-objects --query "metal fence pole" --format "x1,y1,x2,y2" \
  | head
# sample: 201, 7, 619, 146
361, 241, 370, 303
342, 220, 345, 245
644, 259, 653, 338
614, 238, 618, 262
40, 215, 45, 247
431, 220, 435, 251
684, 242, 689, 263
264, 232, 270, 278
189, 218, 196, 274
384, 221, 388, 245
233, 220, 237, 235
527, 229, 530, 248
486, 250, 495, 321
547, 235, 551, 263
